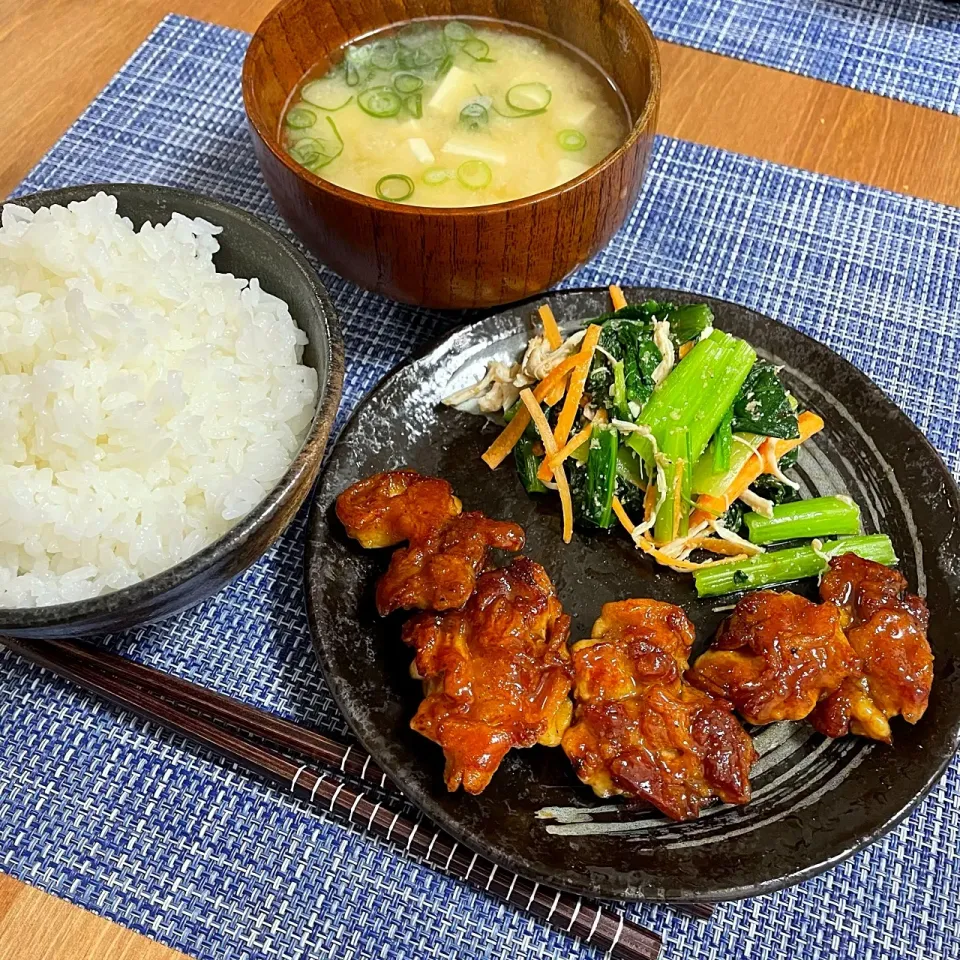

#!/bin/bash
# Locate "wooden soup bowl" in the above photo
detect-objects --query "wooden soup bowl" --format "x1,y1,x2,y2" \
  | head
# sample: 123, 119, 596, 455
243, 0, 661, 309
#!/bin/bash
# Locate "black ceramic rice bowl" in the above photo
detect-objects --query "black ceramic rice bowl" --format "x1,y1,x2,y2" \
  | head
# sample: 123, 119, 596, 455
0, 183, 343, 638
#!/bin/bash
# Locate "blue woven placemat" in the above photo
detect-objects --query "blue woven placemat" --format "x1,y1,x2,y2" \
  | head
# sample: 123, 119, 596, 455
3, 14, 959, 960
639, 0, 960, 116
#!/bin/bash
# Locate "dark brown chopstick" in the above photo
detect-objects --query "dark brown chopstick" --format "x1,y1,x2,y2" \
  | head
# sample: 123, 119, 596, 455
5, 637, 665, 960
34, 636, 395, 791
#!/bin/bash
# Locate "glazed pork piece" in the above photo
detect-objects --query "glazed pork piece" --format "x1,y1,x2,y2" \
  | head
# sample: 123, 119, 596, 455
403, 557, 574, 794
335, 469, 462, 549
377, 512, 524, 615
562, 600, 757, 821
689, 555, 933, 744
687, 591, 859, 725
336, 470, 524, 614
810, 554, 932, 743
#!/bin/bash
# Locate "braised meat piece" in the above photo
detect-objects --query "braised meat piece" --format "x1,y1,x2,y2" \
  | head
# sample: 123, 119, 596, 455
337, 470, 524, 614
335, 470, 461, 549
403, 557, 573, 794
687, 591, 859, 725
810, 555, 932, 742
562, 600, 756, 821
376, 511, 524, 615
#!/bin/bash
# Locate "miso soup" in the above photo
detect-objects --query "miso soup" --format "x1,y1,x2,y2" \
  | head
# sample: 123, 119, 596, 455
281, 17, 630, 207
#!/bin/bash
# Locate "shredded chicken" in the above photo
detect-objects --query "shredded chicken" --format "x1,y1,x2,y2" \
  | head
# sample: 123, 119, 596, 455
709, 519, 766, 556
443, 329, 585, 416
739, 487, 774, 517
442, 360, 523, 414
764, 442, 801, 489
650, 319, 675, 385
518, 330, 585, 383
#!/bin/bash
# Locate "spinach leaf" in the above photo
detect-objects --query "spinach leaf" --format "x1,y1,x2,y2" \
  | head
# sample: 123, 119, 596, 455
667, 303, 714, 345
589, 300, 675, 326
731, 360, 799, 439
749, 474, 801, 506
720, 499, 747, 536
587, 318, 660, 415
778, 446, 800, 470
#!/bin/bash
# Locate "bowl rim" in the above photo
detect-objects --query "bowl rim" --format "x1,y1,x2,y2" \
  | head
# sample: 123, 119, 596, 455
241, 0, 661, 216
0, 181, 345, 631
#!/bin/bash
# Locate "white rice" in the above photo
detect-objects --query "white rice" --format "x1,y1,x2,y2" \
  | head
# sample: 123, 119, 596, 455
0, 192, 319, 608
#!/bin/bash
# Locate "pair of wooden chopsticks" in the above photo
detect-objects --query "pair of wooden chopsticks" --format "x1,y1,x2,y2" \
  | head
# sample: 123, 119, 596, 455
3, 637, 712, 960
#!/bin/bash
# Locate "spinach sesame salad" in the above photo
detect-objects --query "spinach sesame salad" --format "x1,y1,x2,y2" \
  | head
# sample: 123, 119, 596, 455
443, 285, 897, 597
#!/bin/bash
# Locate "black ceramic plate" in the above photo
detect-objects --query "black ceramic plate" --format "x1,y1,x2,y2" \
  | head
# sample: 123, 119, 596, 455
305, 288, 960, 902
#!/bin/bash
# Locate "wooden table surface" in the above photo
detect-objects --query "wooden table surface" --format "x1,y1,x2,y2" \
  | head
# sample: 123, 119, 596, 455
0, 1, 958, 957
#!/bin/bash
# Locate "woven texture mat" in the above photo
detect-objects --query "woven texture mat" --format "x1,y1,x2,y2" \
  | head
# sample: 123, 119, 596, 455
3, 15, 959, 960
640, 0, 960, 115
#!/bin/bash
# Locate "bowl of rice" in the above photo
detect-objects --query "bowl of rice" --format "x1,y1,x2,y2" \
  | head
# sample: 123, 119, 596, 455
0, 183, 343, 637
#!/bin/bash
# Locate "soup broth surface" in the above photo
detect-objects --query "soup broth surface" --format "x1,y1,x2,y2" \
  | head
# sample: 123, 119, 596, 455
282, 18, 630, 207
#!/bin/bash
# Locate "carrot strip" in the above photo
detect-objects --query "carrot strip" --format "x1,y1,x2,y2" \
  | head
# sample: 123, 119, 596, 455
539, 304, 563, 351
609, 284, 627, 310
521, 389, 574, 543
538, 423, 593, 481
613, 496, 745, 571
612, 496, 636, 534
541, 324, 602, 482
690, 411, 825, 522
535, 354, 581, 400
479, 354, 583, 470
481, 411, 531, 469
687, 536, 756, 556
678, 341, 695, 360
544, 375, 568, 407
642, 477, 658, 525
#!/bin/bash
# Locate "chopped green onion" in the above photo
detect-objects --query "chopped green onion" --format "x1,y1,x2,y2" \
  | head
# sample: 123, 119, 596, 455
300, 81, 354, 111
493, 103, 547, 119
393, 72, 423, 93
443, 20, 474, 42
288, 116, 343, 170
285, 107, 316, 129
557, 129, 587, 151
376, 174, 415, 202
744, 496, 861, 544
358, 86, 403, 118
431, 54, 454, 81
456, 159, 492, 190
462, 38, 492, 61
506, 82, 552, 113
369, 39, 398, 70
459, 102, 489, 130
289, 139, 324, 167
422, 167, 452, 186
406, 34, 448, 66
397, 23, 433, 48
693, 535, 897, 598
404, 93, 423, 118
345, 61, 361, 87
